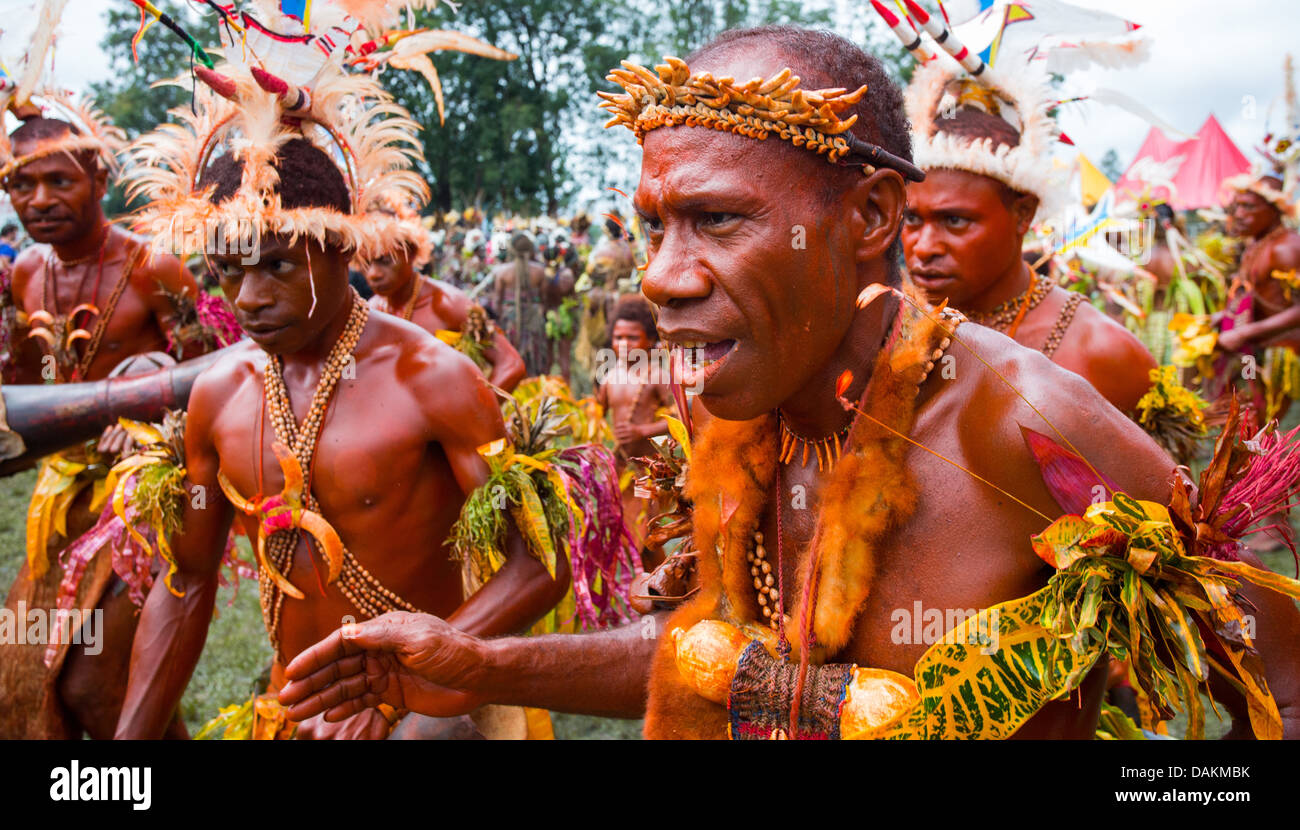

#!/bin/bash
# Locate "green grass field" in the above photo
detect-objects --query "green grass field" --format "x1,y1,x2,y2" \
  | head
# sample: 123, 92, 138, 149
1, 453, 1294, 741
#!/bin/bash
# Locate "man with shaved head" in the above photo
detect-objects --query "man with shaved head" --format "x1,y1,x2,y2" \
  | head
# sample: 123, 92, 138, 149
277, 26, 1300, 741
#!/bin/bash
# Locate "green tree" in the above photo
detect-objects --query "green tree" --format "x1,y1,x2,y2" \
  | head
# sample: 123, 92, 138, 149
85, 0, 911, 220
1100, 148, 1124, 182
388, 0, 629, 216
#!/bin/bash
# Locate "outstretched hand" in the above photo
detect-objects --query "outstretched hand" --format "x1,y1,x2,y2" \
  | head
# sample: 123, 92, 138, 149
278, 612, 485, 723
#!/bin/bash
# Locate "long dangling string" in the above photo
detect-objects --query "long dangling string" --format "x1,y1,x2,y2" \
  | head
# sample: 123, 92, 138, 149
774, 465, 789, 660
255, 381, 267, 500
307, 252, 319, 319
884, 289, 1115, 498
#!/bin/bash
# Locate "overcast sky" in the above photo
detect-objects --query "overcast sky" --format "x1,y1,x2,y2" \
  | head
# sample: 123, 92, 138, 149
29, 0, 1300, 176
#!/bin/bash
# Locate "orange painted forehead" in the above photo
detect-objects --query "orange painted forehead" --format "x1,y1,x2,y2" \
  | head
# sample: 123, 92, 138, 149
908, 168, 1014, 212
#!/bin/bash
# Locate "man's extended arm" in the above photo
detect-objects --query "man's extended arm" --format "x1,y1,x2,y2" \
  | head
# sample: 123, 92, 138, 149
482, 328, 526, 392
279, 608, 665, 722
114, 375, 233, 738
1222, 242, 1300, 348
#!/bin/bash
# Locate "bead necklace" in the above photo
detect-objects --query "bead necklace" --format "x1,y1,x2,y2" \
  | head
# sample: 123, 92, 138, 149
968, 273, 1051, 333
1040, 292, 1084, 359
745, 530, 786, 632
42, 246, 104, 317
38, 234, 141, 382
258, 291, 421, 658
50, 223, 110, 268
381, 276, 423, 321
754, 306, 966, 641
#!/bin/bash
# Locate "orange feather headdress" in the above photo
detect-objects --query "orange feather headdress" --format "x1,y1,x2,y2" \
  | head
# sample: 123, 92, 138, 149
364, 190, 433, 268
124, 57, 428, 260
0, 89, 126, 183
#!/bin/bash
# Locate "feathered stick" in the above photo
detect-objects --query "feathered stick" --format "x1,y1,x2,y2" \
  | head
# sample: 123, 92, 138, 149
871, 0, 935, 64
128, 0, 216, 69
902, 0, 992, 79
350, 29, 517, 126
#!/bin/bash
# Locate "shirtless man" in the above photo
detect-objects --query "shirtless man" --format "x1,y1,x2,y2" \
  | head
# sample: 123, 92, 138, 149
541, 234, 579, 385
1216, 175, 1300, 357
0, 114, 200, 739
365, 239, 526, 392
900, 90, 1157, 413
277, 27, 1300, 739
5, 118, 201, 384
595, 295, 673, 557
114, 135, 567, 739
489, 233, 549, 377
574, 220, 628, 386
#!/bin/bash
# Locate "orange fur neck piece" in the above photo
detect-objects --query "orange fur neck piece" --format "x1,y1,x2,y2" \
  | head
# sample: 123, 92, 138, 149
643, 293, 950, 739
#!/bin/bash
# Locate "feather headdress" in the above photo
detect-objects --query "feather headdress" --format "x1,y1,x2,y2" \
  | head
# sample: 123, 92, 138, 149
1222, 169, 1297, 220
234, 3, 516, 126
124, 59, 428, 260
876, 0, 1066, 221
0, 1, 120, 182
904, 59, 1065, 221
0, 89, 126, 183
364, 191, 433, 268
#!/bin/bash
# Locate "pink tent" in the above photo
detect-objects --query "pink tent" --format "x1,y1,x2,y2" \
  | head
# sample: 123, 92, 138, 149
1172, 115, 1250, 210
1113, 127, 1184, 200
1114, 115, 1251, 210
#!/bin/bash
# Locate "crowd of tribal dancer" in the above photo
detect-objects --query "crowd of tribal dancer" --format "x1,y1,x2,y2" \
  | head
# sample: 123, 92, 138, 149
2, 0, 1300, 742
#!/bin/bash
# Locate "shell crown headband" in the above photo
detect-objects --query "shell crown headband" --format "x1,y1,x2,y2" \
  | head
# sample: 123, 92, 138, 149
124, 57, 428, 260
598, 55, 924, 182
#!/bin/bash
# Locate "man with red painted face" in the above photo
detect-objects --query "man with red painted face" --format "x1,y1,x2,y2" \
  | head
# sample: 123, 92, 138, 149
114, 106, 568, 737
3, 118, 201, 384
364, 222, 526, 392
900, 63, 1157, 414
1216, 175, 1300, 357
0, 112, 204, 740
275, 28, 1300, 740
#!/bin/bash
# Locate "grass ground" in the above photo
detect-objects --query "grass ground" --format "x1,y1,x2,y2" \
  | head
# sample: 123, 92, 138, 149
2, 428, 1295, 740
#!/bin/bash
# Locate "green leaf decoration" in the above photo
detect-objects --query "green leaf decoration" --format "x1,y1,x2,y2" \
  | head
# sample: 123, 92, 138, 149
879, 588, 1102, 740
